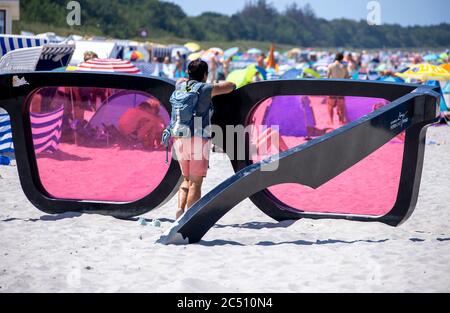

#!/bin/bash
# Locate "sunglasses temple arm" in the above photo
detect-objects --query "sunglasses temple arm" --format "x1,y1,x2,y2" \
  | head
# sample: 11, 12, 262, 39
159, 92, 438, 245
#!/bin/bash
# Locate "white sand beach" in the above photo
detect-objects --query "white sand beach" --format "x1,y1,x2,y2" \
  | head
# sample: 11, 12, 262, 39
0, 125, 449, 293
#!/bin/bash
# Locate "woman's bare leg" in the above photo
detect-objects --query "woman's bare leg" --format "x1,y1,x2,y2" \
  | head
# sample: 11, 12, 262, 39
176, 177, 190, 219
186, 176, 204, 209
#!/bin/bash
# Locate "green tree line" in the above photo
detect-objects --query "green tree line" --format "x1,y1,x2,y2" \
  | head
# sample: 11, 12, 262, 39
21, 0, 450, 48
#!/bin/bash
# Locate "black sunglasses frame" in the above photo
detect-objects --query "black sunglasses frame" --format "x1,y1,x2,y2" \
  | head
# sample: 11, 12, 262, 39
212, 80, 440, 224
160, 80, 440, 244
0, 73, 440, 239
0, 72, 181, 218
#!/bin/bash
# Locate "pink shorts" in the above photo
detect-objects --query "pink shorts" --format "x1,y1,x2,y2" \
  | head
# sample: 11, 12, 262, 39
173, 137, 211, 178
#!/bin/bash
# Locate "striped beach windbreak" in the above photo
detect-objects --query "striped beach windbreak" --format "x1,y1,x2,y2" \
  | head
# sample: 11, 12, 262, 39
30, 106, 65, 154
1, 106, 65, 154
0, 109, 13, 153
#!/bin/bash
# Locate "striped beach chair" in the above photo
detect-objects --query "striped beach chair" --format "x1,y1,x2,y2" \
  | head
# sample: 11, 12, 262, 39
0, 35, 48, 59
0, 46, 43, 73
36, 44, 76, 71
0, 44, 75, 73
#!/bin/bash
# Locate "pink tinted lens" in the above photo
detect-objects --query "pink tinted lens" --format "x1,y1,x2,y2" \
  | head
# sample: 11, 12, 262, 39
248, 95, 405, 216
29, 87, 171, 202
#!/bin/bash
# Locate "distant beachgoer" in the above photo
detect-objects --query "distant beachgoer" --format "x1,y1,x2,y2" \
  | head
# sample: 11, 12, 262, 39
174, 64, 188, 79
208, 51, 220, 83
360, 50, 370, 69
151, 57, 163, 77
83, 51, 98, 62
257, 53, 266, 68
169, 59, 236, 219
175, 50, 187, 72
162, 56, 174, 79
222, 56, 232, 79
346, 53, 358, 76
327, 52, 349, 125
174, 52, 188, 78
252, 71, 262, 82
328, 52, 350, 79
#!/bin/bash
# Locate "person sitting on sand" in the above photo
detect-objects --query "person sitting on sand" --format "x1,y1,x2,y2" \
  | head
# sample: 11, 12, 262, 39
118, 99, 166, 150
83, 51, 98, 62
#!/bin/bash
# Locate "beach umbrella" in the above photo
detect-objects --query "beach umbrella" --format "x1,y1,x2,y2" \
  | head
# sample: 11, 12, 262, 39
184, 42, 200, 53
208, 47, 224, 54
227, 64, 265, 88
202, 48, 224, 61
187, 51, 203, 61
303, 68, 321, 79
280, 68, 302, 79
423, 54, 438, 62
124, 50, 144, 61
396, 63, 450, 81
171, 46, 190, 59
287, 48, 301, 58
439, 53, 448, 61
223, 47, 239, 60
266, 44, 276, 70
440, 63, 450, 72
77, 58, 141, 74
247, 48, 262, 55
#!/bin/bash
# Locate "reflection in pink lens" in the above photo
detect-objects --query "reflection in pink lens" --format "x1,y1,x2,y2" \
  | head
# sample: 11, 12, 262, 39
29, 87, 171, 202
248, 95, 405, 216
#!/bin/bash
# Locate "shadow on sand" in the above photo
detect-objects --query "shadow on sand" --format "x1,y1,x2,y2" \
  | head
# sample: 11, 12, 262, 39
1, 212, 83, 223
37, 150, 92, 162
213, 220, 297, 230
255, 238, 390, 246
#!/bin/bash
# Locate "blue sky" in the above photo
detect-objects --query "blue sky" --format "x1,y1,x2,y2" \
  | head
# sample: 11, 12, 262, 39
163, 0, 449, 26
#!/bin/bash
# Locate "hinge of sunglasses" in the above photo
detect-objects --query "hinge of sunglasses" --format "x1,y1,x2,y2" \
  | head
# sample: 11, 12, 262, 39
410, 87, 441, 121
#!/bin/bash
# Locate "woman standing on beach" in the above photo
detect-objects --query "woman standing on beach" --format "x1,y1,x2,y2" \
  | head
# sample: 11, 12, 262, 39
170, 59, 236, 219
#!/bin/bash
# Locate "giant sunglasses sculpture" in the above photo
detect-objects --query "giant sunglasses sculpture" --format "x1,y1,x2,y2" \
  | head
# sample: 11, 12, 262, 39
0, 73, 440, 244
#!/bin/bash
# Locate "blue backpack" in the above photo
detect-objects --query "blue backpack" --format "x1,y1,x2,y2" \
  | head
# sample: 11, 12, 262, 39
162, 80, 203, 164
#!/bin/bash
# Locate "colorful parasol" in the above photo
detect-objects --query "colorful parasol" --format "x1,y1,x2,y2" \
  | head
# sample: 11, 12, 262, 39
266, 43, 276, 70
124, 50, 145, 61
396, 63, 450, 81
223, 47, 239, 60
184, 42, 201, 53
77, 59, 141, 74
187, 51, 203, 61
440, 63, 450, 72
